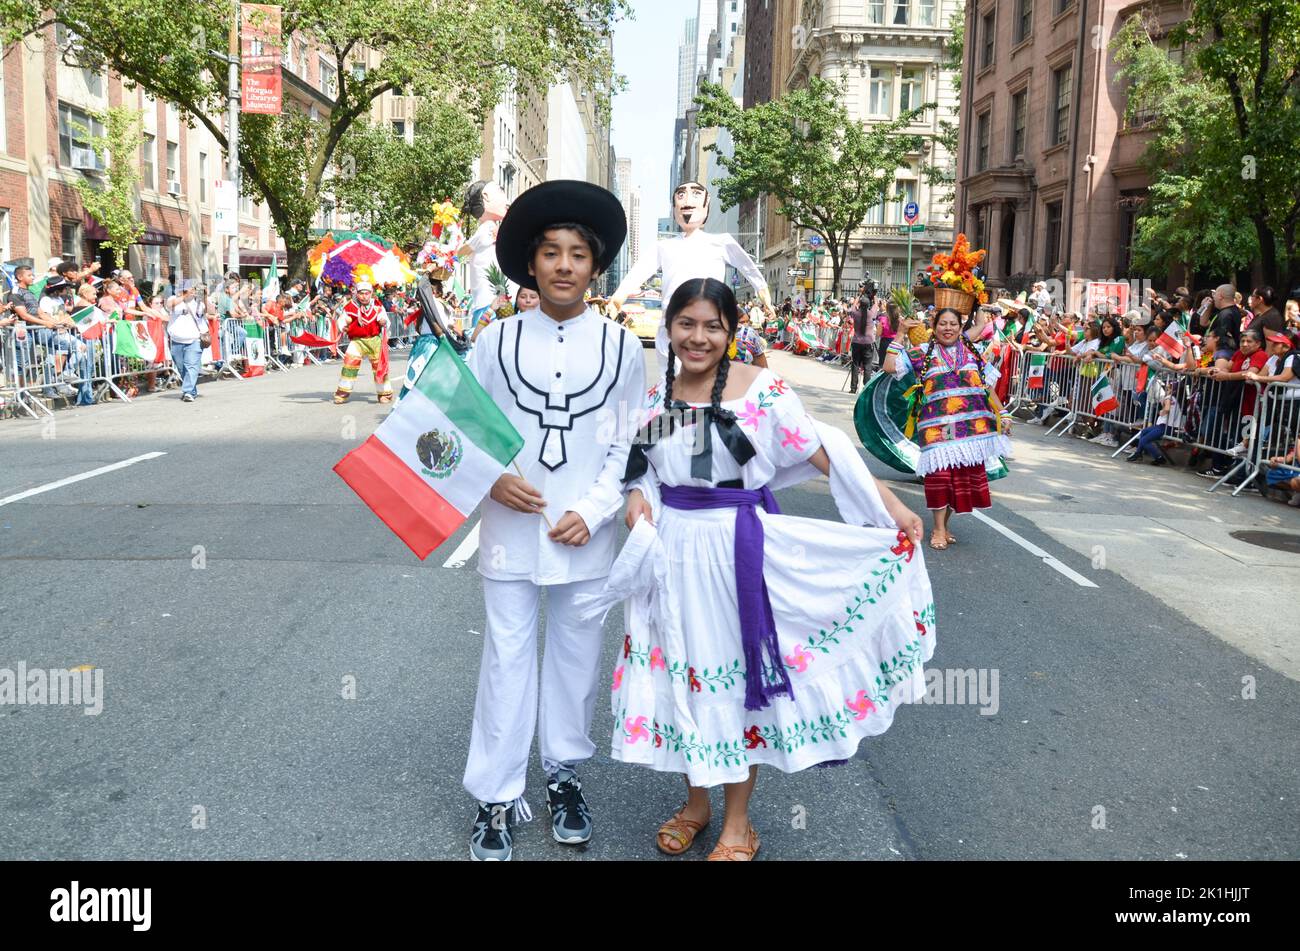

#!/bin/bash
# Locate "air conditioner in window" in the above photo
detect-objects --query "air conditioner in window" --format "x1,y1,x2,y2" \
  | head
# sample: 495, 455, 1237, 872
168, 181, 182, 196
71, 147, 100, 170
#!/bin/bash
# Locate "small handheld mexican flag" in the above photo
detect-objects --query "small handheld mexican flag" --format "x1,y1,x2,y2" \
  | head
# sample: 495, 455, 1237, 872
1026, 352, 1047, 389
1156, 323, 1185, 359
334, 342, 524, 559
112, 318, 165, 363
71, 305, 108, 340
242, 320, 267, 377
1090, 374, 1119, 415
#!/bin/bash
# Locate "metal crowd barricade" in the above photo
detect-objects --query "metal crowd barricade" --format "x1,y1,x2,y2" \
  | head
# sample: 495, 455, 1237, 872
1168, 370, 1263, 495
101, 320, 181, 401
215, 318, 249, 382
4, 321, 125, 417
1251, 379, 1300, 492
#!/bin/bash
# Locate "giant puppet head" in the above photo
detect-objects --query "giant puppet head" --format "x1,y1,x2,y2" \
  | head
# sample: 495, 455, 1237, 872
464, 180, 510, 222
672, 180, 711, 234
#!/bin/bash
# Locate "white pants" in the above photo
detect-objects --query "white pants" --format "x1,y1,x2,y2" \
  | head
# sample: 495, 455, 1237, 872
463, 576, 608, 804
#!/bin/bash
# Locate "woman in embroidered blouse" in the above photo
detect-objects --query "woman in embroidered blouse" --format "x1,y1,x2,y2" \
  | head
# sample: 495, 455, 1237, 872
883, 307, 1013, 551
616, 278, 928, 861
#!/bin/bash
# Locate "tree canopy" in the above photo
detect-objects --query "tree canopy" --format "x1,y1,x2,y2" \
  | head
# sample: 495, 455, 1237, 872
1112, 1, 1300, 290
2, 0, 627, 277
695, 75, 929, 294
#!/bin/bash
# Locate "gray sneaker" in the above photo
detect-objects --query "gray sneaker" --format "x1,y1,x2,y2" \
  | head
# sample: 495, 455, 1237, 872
545, 768, 592, 845
470, 801, 516, 862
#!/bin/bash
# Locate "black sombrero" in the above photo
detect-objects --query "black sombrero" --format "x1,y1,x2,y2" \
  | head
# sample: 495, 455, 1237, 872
495, 180, 627, 291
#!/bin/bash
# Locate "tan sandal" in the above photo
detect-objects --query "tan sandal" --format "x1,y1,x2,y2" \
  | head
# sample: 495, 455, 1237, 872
377, 392, 394, 404
332, 390, 350, 405
707, 824, 760, 861
657, 805, 710, 856
928, 533, 948, 551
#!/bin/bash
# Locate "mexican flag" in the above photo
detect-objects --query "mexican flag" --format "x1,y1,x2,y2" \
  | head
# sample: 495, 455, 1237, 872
112, 318, 165, 363
71, 305, 108, 340
1156, 324, 1184, 359
201, 318, 222, 364
334, 342, 524, 559
242, 320, 267, 377
1091, 374, 1119, 415
262, 257, 280, 301
1027, 352, 1047, 389
1136, 363, 1149, 393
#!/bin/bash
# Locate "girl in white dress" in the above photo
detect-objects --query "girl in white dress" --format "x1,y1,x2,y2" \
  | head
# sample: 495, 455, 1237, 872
614, 278, 932, 860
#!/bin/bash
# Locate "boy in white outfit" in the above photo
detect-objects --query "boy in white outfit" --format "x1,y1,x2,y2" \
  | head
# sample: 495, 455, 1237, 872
462, 180, 645, 861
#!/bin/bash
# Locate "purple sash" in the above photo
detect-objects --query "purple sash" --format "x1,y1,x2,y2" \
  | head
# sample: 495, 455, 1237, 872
659, 483, 794, 711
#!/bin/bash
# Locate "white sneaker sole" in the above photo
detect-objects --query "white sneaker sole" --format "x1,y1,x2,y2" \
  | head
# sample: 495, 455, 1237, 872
547, 804, 592, 844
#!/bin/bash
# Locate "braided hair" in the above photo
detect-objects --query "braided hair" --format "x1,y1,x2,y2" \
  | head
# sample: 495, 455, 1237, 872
917, 306, 973, 385
645, 277, 741, 444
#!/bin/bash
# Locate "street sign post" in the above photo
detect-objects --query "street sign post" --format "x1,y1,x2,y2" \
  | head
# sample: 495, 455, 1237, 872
900, 219, 925, 289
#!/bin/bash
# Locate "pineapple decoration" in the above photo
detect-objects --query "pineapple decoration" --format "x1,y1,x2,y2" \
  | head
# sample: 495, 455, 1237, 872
486, 264, 514, 318
890, 286, 933, 347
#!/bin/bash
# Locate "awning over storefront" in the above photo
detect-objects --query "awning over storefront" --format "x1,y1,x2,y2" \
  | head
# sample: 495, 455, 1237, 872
132, 228, 175, 247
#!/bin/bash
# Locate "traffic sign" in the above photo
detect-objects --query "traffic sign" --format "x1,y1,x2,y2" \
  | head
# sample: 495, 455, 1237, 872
897, 224, 926, 234
903, 201, 920, 224
787, 267, 808, 277
797, 250, 815, 263
807, 233, 824, 248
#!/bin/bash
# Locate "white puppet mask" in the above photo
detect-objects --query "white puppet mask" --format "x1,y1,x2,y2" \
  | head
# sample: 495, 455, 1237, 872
673, 181, 710, 233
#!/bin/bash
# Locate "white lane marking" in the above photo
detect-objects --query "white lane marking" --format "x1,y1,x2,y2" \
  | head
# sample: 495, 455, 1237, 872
970, 509, 1099, 588
441, 519, 481, 568
0, 452, 167, 507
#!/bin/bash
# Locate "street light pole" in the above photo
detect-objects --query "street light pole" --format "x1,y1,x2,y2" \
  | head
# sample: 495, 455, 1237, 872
226, 5, 241, 276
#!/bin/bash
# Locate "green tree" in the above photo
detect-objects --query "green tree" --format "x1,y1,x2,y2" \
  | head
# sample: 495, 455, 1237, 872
2, 0, 627, 279
1112, 2, 1300, 288
72, 106, 146, 257
695, 76, 929, 293
331, 101, 480, 247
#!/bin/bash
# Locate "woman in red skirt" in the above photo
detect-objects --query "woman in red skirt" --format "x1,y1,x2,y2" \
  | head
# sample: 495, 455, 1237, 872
882, 307, 1013, 549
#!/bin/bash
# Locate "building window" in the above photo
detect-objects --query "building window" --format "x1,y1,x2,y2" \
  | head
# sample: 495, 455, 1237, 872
894, 180, 917, 223
976, 111, 990, 171
1051, 63, 1072, 146
319, 58, 337, 98
869, 67, 892, 117
141, 133, 156, 190
168, 238, 181, 280
899, 69, 923, 113
320, 199, 335, 231
392, 120, 405, 138
867, 0, 884, 25
199, 152, 208, 203
865, 200, 885, 225
240, 192, 254, 215
0, 208, 10, 263
1054, 0, 1073, 13
58, 102, 105, 170
166, 141, 179, 188
1015, 0, 1033, 44
201, 240, 210, 283
1012, 90, 1027, 158
919, 0, 937, 26
0, 60, 6, 154
1045, 200, 1063, 272
144, 244, 161, 284
61, 219, 82, 262
893, 0, 909, 25
980, 12, 996, 69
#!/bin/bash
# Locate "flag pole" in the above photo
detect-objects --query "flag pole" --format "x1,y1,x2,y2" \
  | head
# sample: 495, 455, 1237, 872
512, 460, 554, 530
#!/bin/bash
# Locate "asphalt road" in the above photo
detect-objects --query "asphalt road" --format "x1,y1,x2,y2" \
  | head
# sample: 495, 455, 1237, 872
1, 350, 1296, 860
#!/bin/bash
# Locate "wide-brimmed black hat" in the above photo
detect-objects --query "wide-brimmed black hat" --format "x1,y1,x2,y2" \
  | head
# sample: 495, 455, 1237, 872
496, 180, 626, 291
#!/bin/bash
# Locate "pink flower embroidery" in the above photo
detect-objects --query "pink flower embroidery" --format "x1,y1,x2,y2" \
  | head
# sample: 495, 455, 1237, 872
846, 690, 876, 721
612, 666, 624, 691
769, 377, 789, 395
739, 399, 766, 431
780, 426, 809, 451
649, 647, 666, 671
784, 644, 813, 674
624, 715, 650, 744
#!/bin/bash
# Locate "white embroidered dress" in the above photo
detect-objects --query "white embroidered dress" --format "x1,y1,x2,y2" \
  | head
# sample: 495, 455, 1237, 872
604, 369, 937, 787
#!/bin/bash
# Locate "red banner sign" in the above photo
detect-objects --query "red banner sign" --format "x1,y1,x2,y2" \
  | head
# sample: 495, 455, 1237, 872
240, 4, 282, 114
